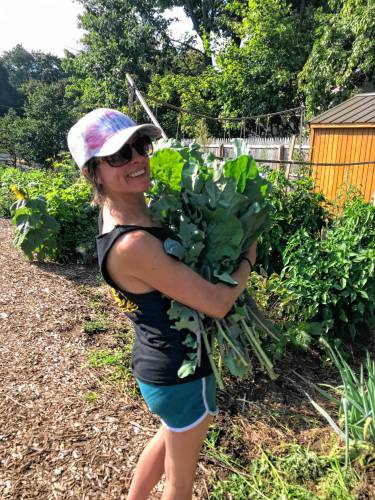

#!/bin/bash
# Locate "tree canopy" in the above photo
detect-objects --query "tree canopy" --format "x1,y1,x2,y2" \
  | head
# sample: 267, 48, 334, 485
0, 0, 373, 164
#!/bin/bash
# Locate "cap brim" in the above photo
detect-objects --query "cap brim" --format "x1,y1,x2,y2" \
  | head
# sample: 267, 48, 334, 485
97, 124, 162, 157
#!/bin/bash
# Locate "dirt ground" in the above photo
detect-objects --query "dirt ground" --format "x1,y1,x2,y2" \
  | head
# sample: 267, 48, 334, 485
0, 218, 374, 499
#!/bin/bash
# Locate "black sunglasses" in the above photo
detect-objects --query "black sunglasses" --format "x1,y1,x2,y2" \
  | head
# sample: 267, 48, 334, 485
101, 135, 153, 168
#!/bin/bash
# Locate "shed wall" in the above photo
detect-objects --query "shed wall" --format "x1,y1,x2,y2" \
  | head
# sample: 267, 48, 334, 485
310, 126, 375, 203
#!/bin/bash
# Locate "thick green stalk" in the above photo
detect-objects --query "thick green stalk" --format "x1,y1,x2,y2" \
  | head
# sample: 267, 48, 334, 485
215, 319, 248, 367
245, 303, 280, 342
240, 319, 278, 380
202, 329, 224, 390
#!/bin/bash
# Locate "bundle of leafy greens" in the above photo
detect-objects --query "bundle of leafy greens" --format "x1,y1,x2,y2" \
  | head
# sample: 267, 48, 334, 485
149, 141, 282, 389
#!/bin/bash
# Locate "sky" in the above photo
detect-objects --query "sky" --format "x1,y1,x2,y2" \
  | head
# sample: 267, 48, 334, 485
0, 1, 195, 57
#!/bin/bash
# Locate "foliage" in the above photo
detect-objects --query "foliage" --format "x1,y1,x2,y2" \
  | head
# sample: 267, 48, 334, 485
149, 142, 282, 387
299, 0, 375, 117
0, 62, 22, 116
257, 168, 328, 274
0, 109, 23, 166
14, 80, 75, 166
0, 44, 68, 88
45, 177, 98, 262
0, 162, 98, 262
208, 442, 359, 499
148, 68, 221, 137
309, 338, 375, 451
266, 197, 375, 341
64, 0, 176, 112
10, 191, 60, 261
214, 0, 315, 134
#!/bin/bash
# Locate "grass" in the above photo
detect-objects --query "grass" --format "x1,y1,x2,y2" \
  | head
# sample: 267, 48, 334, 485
206, 440, 361, 499
82, 316, 110, 335
84, 391, 98, 404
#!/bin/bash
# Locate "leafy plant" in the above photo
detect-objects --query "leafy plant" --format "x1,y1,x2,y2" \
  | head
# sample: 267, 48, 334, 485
0, 162, 98, 262
10, 187, 60, 260
306, 338, 375, 465
149, 141, 283, 388
272, 197, 375, 340
257, 169, 327, 274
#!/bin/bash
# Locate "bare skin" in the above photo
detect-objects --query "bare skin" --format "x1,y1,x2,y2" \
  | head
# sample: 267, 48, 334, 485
83, 141, 256, 499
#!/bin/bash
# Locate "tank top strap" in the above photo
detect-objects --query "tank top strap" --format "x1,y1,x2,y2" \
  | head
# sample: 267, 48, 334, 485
98, 207, 104, 234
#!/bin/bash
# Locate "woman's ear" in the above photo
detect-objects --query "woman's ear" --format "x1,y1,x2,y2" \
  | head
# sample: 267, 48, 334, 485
82, 165, 89, 179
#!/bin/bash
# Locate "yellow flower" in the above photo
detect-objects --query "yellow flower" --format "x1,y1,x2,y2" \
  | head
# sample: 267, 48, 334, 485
10, 185, 27, 200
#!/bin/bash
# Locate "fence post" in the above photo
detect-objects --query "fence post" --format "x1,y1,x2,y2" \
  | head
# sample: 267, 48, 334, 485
276, 145, 284, 171
285, 134, 296, 179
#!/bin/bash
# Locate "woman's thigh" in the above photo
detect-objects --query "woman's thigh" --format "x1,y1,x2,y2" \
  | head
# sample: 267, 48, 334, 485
163, 413, 213, 485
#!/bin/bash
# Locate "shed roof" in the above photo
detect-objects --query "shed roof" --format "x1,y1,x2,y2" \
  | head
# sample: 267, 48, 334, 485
310, 93, 375, 125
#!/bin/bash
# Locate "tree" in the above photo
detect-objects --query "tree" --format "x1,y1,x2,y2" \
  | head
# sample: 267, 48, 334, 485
15, 80, 75, 166
0, 63, 22, 117
64, 0, 177, 113
298, 0, 375, 117
213, 0, 315, 134
1, 44, 68, 88
0, 108, 23, 164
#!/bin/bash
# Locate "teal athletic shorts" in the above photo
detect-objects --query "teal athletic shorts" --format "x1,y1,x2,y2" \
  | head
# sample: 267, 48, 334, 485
136, 374, 218, 432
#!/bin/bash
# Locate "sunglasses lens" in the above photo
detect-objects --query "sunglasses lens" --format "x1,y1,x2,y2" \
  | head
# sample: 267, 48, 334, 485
106, 144, 132, 167
134, 136, 153, 156
103, 135, 153, 167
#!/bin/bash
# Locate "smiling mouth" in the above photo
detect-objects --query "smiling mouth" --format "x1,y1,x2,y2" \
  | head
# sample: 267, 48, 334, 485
128, 168, 146, 178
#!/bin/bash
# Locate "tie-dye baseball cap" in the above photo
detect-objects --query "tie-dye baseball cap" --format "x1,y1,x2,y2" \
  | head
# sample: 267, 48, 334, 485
67, 108, 162, 169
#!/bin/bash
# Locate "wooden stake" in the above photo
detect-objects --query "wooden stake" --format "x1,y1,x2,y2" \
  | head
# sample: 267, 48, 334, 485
125, 73, 168, 139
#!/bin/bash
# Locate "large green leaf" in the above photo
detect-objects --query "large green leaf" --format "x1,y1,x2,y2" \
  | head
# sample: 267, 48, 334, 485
223, 155, 258, 193
204, 208, 243, 264
168, 301, 197, 333
150, 148, 184, 192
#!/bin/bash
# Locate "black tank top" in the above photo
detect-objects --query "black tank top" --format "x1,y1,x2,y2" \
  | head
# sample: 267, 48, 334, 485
96, 222, 212, 385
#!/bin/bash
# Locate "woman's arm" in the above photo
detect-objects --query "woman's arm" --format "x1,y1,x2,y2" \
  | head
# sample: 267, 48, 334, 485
106, 231, 256, 319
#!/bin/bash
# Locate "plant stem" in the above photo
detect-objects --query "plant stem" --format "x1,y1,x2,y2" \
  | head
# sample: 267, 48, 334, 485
240, 320, 278, 380
202, 329, 224, 390
215, 319, 248, 367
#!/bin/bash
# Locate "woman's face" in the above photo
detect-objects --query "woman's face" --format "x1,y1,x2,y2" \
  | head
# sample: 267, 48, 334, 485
91, 136, 152, 196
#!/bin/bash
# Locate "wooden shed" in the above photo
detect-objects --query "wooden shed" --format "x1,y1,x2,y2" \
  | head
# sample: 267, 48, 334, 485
309, 93, 375, 204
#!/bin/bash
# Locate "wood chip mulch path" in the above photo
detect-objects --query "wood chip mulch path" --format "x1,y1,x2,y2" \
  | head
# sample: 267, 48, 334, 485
1, 217, 374, 499
0, 219, 167, 499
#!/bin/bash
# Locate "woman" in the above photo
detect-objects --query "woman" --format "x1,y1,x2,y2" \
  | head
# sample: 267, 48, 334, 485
68, 108, 256, 500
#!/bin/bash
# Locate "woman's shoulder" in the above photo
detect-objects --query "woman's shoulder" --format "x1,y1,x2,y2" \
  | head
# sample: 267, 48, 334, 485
110, 227, 165, 262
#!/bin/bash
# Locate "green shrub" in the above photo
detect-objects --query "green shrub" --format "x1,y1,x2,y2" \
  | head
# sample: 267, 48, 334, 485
0, 160, 98, 262
257, 169, 328, 274
46, 178, 98, 262
264, 197, 375, 341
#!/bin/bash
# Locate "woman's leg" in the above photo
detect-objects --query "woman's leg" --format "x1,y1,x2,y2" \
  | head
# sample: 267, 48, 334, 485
127, 425, 166, 500
162, 414, 213, 500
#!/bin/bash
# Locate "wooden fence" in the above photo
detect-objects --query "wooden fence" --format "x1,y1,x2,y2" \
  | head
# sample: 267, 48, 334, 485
183, 138, 375, 203
183, 136, 310, 178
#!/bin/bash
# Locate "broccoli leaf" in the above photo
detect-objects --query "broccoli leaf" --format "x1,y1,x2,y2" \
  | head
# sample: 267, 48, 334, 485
223, 155, 258, 193
151, 148, 184, 191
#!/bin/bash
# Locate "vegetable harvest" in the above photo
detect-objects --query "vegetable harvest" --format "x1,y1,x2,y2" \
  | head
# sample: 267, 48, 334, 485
149, 141, 282, 389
